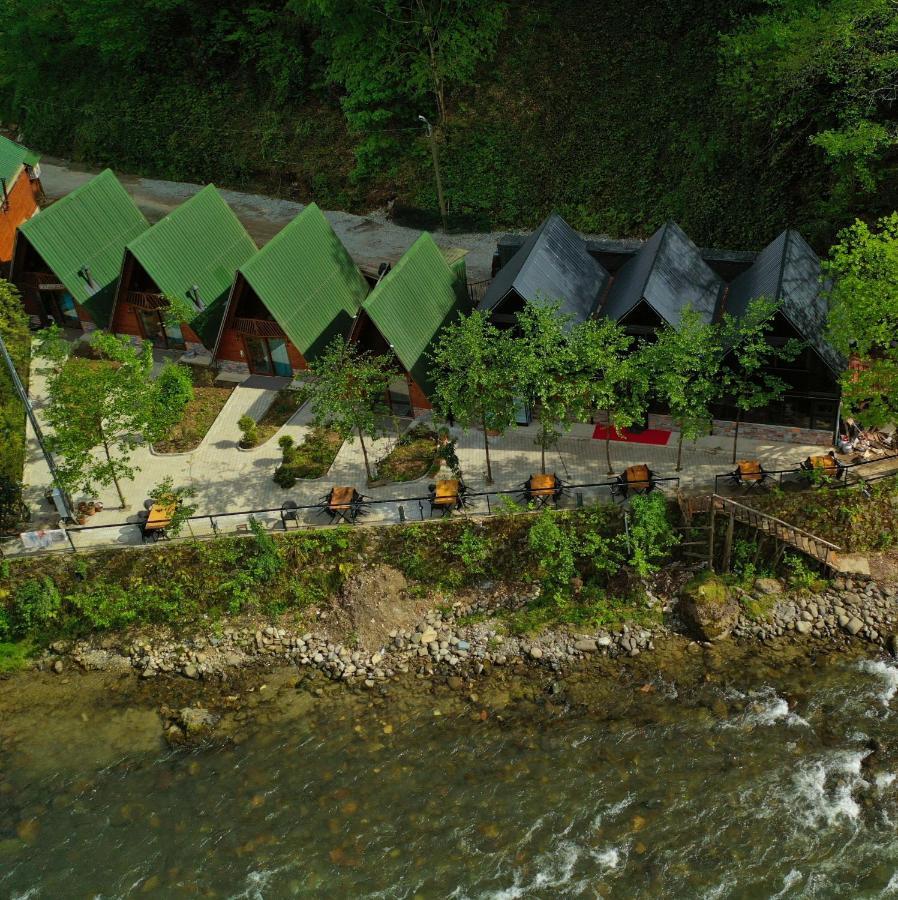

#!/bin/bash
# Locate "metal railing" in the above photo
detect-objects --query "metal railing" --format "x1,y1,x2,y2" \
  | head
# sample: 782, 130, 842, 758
0, 475, 681, 560
713, 453, 898, 495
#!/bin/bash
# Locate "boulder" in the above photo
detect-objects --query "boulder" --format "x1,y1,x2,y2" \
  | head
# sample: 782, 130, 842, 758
679, 574, 740, 642
753, 577, 783, 596
176, 707, 220, 738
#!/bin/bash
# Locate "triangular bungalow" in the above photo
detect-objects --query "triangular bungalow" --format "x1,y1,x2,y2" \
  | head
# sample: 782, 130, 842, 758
10, 169, 149, 330
601, 220, 724, 337
350, 232, 467, 413
109, 185, 256, 353
479, 212, 610, 328
721, 228, 844, 433
211, 203, 368, 377
0, 135, 42, 265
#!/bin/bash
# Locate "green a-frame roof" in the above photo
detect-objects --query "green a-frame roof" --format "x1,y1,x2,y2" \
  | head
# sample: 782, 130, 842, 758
217, 203, 368, 361
360, 232, 467, 397
15, 169, 149, 328
0, 135, 40, 185
118, 184, 257, 346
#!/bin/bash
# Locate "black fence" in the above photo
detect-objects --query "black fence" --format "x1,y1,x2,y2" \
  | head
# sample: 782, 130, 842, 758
1, 474, 682, 559
712, 453, 898, 495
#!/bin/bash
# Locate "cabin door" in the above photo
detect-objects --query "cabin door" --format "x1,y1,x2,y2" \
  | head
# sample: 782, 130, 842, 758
40, 290, 81, 329
269, 339, 292, 377
244, 336, 274, 375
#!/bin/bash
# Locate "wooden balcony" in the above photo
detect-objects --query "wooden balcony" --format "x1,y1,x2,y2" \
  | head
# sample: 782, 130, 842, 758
233, 316, 286, 338
127, 290, 166, 310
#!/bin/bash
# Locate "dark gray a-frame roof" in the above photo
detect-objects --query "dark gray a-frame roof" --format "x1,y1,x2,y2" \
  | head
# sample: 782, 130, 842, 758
726, 229, 844, 375
601, 221, 724, 328
479, 212, 610, 327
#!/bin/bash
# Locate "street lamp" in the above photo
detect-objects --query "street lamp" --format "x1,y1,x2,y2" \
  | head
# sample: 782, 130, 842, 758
418, 115, 448, 232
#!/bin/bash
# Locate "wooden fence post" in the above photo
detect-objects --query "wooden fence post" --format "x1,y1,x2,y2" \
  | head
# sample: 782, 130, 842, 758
722, 509, 735, 573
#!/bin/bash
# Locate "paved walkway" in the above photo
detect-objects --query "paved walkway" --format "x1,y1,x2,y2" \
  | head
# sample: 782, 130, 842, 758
14, 346, 838, 554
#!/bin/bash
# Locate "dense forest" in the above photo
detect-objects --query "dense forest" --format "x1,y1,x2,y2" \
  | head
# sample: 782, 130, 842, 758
2, 0, 898, 248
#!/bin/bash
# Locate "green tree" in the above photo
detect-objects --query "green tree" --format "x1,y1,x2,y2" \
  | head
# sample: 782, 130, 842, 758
0, 279, 30, 482
648, 308, 722, 471
721, 0, 898, 211
719, 297, 802, 463
824, 212, 898, 425
514, 302, 580, 474
299, 0, 505, 176
621, 492, 679, 578
569, 318, 648, 475
42, 333, 189, 508
430, 310, 518, 484
147, 476, 197, 537
307, 337, 392, 482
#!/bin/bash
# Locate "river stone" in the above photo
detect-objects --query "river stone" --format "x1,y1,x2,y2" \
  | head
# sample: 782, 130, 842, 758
754, 577, 783, 596
888, 634, 898, 657
574, 639, 598, 653
529, 647, 544, 659
845, 617, 865, 636
679, 574, 739, 642
177, 707, 219, 737
795, 621, 812, 635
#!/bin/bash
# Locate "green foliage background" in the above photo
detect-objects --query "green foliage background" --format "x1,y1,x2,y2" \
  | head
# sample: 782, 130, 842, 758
2, 0, 890, 247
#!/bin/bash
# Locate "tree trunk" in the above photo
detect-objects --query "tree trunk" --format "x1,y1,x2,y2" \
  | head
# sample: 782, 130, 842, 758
540, 429, 547, 474
731, 409, 742, 464
358, 426, 372, 482
482, 412, 493, 484
103, 439, 127, 508
605, 409, 614, 475
676, 431, 684, 472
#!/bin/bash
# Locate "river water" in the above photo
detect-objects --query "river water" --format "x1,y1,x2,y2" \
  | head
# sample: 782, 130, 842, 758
4, 650, 898, 898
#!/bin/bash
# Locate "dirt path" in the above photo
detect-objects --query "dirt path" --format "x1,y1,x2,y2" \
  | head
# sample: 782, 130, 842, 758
38, 157, 501, 280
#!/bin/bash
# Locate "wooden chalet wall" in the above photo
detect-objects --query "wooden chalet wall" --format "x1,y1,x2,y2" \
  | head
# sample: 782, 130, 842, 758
0, 171, 40, 264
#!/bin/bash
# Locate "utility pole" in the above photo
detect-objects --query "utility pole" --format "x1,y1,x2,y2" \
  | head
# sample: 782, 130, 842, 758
0, 330, 74, 520
418, 115, 448, 232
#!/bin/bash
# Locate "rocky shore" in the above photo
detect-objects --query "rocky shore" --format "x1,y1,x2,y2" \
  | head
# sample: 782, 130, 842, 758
34, 569, 898, 697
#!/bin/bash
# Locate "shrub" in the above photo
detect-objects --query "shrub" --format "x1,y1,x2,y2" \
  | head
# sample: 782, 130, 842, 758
622, 493, 679, 577
238, 415, 259, 448
154, 362, 194, 420
528, 511, 577, 604
455, 525, 490, 577
10, 576, 62, 637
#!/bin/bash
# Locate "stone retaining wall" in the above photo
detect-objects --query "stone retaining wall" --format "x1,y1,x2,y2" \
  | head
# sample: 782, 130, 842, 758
646, 414, 833, 447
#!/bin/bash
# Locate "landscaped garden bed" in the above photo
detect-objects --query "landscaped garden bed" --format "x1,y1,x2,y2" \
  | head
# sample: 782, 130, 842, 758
238, 388, 307, 448
372, 425, 442, 483
273, 428, 344, 486
153, 368, 233, 454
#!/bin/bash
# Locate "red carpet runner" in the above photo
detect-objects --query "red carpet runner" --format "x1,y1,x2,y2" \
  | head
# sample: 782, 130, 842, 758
591, 424, 672, 446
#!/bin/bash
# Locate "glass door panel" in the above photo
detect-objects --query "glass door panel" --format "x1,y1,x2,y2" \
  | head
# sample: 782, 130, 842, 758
164, 322, 186, 350
58, 292, 81, 328
244, 336, 273, 375
137, 309, 166, 347
269, 339, 292, 377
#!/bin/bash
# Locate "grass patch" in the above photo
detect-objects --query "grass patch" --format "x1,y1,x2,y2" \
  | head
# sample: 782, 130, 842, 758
255, 388, 307, 444
0, 640, 33, 673
373, 425, 441, 483
153, 378, 234, 453
739, 593, 778, 623
273, 428, 344, 486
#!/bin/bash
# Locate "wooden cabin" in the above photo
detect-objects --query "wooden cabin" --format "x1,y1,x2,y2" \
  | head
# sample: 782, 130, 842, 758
108, 185, 256, 354
0, 136, 42, 267
479, 212, 609, 329
600, 220, 724, 340
349, 233, 468, 415
212, 203, 368, 377
717, 229, 844, 434
10, 169, 149, 330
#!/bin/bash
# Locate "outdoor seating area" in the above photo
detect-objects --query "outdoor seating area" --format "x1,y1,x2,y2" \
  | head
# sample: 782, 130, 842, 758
801, 452, 845, 482
428, 479, 468, 517
728, 459, 770, 490
522, 473, 566, 508
611, 464, 655, 501
138, 498, 176, 542
321, 486, 369, 525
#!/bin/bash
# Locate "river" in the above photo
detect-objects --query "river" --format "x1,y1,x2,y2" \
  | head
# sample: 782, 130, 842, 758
3, 649, 898, 898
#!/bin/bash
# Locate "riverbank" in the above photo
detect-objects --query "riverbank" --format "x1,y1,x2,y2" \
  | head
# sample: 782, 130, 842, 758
6, 567, 898, 751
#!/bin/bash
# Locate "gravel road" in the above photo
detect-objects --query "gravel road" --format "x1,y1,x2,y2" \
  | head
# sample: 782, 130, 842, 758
38, 158, 502, 281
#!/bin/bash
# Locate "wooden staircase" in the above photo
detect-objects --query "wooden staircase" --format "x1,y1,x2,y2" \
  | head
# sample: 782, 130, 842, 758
676, 492, 870, 576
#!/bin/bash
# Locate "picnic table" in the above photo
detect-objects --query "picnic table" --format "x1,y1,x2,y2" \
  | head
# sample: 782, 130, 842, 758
324, 486, 366, 524
143, 501, 175, 541
428, 479, 466, 516
729, 459, 768, 489
524, 473, 564, 508
801, 453, 845, 481
611, 464, 654, 500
